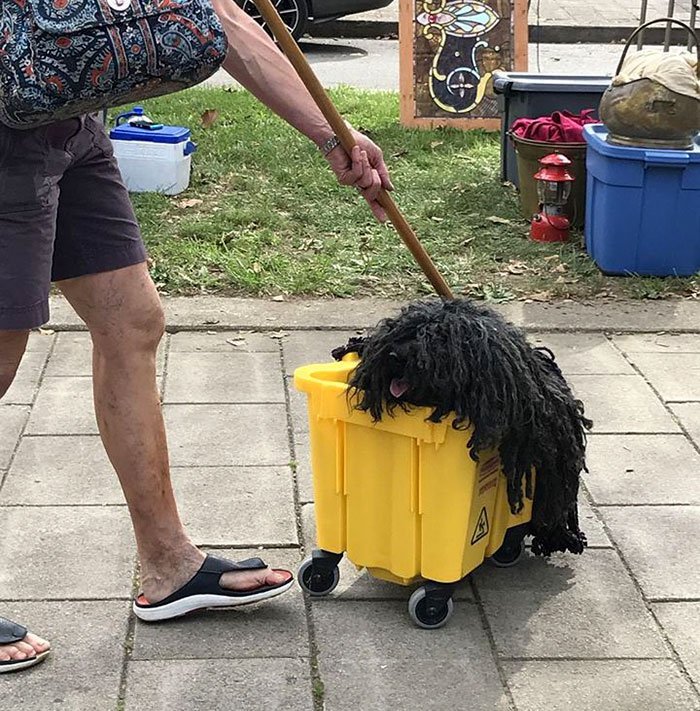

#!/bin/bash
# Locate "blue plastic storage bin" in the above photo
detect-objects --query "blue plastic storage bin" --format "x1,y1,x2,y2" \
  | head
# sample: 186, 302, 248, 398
584, 124, 700, 277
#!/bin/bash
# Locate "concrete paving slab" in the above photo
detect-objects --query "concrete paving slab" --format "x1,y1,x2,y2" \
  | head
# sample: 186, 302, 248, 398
613, 333, 700, 354
504, 660, 698, 711
45, 332, 165, 376
1, 435, 123, 505
25, 376, 97, 435
3, 351, 50, 405
0, 405, 29, 469
601, 506, 700, 600
132, 548, 305, 660
164, 404, 290, 467
0, 505, 134, 599
125, 658, 313, 711
301, 504, 473, 600
626, 352, 700, 401
170, 466, 297, 546
567, 374, 679, 433
0, 600, 128, 711
653, 602, 700, 687
47, 295, 700, 333
529, 333, 635, 375
670, 403, 700, 446
294, 429, 314, 504
164, 351, 285, 404
25, 331, 55, 353
289, 383, 310, 435
313, 601, 509, 710
584, 434, 700, 505
169, 331, 278, 352
577, 494, 612, 548
319, 657, 510, 711
283, 331, 357, 375
472, 550, 667, 658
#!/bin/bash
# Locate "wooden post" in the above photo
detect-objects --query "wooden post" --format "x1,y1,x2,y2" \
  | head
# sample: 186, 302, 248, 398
400, 0, 529, 130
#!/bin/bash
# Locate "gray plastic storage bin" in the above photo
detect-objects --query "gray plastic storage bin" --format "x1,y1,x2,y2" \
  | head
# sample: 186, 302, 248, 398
493, 72, 611, 188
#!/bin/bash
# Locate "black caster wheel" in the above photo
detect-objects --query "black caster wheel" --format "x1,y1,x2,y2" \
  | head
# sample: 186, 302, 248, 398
488, 539, 526, 568
408, 586, 455, 630
298, 556, 340, 597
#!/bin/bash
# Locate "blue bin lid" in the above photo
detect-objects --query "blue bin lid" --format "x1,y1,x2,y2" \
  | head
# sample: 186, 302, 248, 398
110, 123, 191, 143
584, 123, 700, 161
493, 72, 612, 95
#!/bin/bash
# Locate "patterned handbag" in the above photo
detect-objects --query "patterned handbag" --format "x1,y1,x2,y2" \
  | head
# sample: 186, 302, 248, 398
0, 0, 229, 129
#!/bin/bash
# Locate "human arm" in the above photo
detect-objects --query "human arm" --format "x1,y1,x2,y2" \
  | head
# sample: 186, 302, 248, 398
209, 0, 393, 220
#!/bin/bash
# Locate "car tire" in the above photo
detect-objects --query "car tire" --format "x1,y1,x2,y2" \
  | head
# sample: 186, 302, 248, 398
239, 0, 309, 40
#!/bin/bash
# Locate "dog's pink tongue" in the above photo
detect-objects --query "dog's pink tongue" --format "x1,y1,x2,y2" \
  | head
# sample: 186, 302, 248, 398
390, 378, 409, 399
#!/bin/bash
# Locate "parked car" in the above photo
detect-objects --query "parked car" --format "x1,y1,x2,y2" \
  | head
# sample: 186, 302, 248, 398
236, 0, 393, 40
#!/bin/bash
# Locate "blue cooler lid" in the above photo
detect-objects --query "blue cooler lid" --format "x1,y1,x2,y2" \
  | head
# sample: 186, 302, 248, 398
110, 123, 191, 143
583, 123, 700, 161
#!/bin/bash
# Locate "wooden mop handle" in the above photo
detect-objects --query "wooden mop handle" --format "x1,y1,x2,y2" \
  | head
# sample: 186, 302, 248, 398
251, 0, 454, 300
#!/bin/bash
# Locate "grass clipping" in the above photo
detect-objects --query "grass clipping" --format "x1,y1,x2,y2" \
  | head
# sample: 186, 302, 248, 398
116, 87, 700, 302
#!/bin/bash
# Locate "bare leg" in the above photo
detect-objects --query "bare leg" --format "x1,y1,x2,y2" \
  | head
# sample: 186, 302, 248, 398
57, 264, 290, 602
0, 331, 51, 662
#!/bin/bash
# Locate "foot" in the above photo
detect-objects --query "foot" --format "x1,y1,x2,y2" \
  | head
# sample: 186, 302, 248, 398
0, 631, 50, 664
139, 545, 292, 604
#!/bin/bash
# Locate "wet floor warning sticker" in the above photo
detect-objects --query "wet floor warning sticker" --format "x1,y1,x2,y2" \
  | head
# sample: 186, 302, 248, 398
471, 507, 489, 545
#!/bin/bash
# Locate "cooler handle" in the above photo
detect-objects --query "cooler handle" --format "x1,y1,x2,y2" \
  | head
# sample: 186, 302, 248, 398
644, 150, 691, 167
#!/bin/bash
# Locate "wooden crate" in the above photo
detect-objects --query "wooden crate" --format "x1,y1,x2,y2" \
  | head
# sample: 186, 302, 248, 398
400, 0, 529, 129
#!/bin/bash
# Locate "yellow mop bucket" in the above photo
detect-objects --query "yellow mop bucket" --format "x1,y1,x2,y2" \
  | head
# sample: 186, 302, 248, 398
294, 357, 533, 629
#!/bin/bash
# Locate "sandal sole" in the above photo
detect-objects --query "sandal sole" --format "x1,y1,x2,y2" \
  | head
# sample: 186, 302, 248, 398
0, 650, 50, 674
132, 578, 294, 622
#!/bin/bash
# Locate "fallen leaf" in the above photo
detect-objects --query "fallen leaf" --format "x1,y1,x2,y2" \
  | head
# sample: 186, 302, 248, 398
177, 198, 203, 209
552, 263, 568, 273
271, 295, 285, 302
487, 216, 511, 225
206, 330, 216, 335
527, 291, 551, 302
391, 149, 408, 159
203, 319, 220, 325
200, 109, 220, 128
507, 261, 528, 275
38, 328, 55, 335
430, 141, 443, 149
555, 275, 567, 284
252, 262, 262, 274
543, 255, 560, 262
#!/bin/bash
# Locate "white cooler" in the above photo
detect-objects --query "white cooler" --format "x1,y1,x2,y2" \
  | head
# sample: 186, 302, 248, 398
110, 110, 196, 196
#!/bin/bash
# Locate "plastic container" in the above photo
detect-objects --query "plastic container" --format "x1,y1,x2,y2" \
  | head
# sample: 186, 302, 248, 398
512, 133, 587, 228
110, 107, 197, 195
493, 72, 611, 187
293, 357, 532, 629
584, 123, 700, 277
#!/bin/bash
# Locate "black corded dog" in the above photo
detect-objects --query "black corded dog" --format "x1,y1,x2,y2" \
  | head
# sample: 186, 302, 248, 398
332, 298, 592, 557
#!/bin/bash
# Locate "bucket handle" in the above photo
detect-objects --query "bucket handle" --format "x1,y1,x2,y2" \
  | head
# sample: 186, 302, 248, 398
616, 18, 700, 79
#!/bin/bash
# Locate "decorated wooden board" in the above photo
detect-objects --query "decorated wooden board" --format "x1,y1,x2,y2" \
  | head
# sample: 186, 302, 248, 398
399, 0, 528, 129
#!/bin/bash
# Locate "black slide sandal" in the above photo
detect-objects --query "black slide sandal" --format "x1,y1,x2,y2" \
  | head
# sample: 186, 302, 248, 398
0, 617, 50, 674
132, 554, 294, 622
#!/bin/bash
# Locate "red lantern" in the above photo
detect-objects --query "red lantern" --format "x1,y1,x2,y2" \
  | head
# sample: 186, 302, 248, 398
530, 153, 575, 243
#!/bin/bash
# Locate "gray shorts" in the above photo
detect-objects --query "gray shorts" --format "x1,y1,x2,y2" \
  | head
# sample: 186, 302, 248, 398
0, 114, 147, 331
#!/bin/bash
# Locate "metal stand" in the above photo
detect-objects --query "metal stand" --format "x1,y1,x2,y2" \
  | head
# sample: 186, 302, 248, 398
637, 0, 699, 50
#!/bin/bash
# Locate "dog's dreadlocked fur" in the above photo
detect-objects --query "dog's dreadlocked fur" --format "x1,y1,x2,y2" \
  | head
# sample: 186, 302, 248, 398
332, 298, 593, 557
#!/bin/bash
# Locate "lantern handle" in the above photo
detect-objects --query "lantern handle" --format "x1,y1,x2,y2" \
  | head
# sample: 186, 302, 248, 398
616, 18, 700, 79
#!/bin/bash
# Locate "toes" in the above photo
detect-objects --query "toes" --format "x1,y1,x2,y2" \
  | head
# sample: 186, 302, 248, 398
0, 645, 24, 661
268, 569, 293, 585
24, 632, 50, 653
15, 641, 36, 658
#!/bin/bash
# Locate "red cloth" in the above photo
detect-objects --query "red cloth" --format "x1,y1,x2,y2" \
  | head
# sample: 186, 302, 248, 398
511, 110, 598, 143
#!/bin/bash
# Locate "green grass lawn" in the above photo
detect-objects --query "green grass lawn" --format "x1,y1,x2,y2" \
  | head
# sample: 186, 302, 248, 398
115, 87, 699, 302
